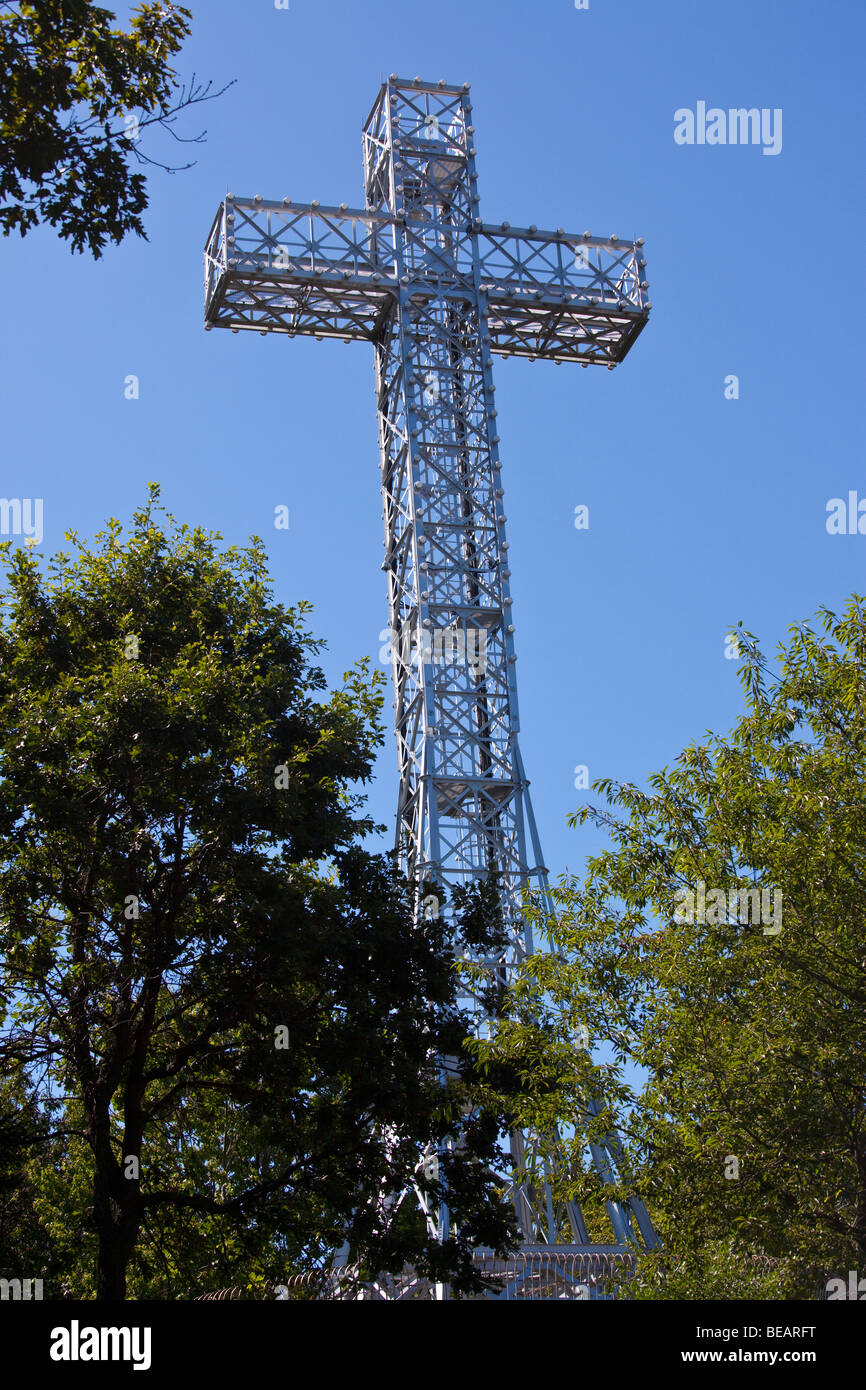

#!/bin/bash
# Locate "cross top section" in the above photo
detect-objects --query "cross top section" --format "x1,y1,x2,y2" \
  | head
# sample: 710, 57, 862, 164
362, 75, 475, 221
204, 76, 650, 366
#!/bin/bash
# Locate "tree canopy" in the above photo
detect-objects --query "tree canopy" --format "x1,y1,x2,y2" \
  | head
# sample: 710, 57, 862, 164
0, 488, 515, 1298
475, 598, 866, 1297
1, 1, 227, 256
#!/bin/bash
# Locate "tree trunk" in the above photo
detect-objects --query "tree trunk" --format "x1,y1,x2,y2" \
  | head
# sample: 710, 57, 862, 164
854, 1176, 866, 1268
94, 1168, 140, 1299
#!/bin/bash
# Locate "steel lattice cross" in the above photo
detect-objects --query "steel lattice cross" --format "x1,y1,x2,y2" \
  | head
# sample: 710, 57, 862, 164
203, 75, 657, 1286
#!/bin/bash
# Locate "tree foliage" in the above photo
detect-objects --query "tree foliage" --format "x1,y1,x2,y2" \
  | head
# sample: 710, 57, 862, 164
475, 598, 866, 1297
0, 1, 228, 256
0, 488, 515, 1298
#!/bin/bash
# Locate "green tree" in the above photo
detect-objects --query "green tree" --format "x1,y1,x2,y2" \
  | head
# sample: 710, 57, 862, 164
0, 1, 228, 257
0, 488, 514, 1299
0, 1072, 60, 1281
476, 598, 866, 1298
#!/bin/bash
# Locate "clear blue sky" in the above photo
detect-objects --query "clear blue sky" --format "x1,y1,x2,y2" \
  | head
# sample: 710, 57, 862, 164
2, 0, 864, 881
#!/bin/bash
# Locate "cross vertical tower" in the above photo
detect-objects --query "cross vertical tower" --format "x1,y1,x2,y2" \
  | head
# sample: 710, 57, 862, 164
204, 75, 656, 1287
366, 81, 539, 961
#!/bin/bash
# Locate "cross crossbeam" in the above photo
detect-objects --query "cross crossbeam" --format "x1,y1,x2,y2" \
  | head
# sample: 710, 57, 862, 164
205, 198, 649, 363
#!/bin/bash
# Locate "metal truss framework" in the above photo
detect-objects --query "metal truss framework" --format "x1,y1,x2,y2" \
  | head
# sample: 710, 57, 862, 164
263, 1248, 637, 1301
204, 75, 656, 1292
